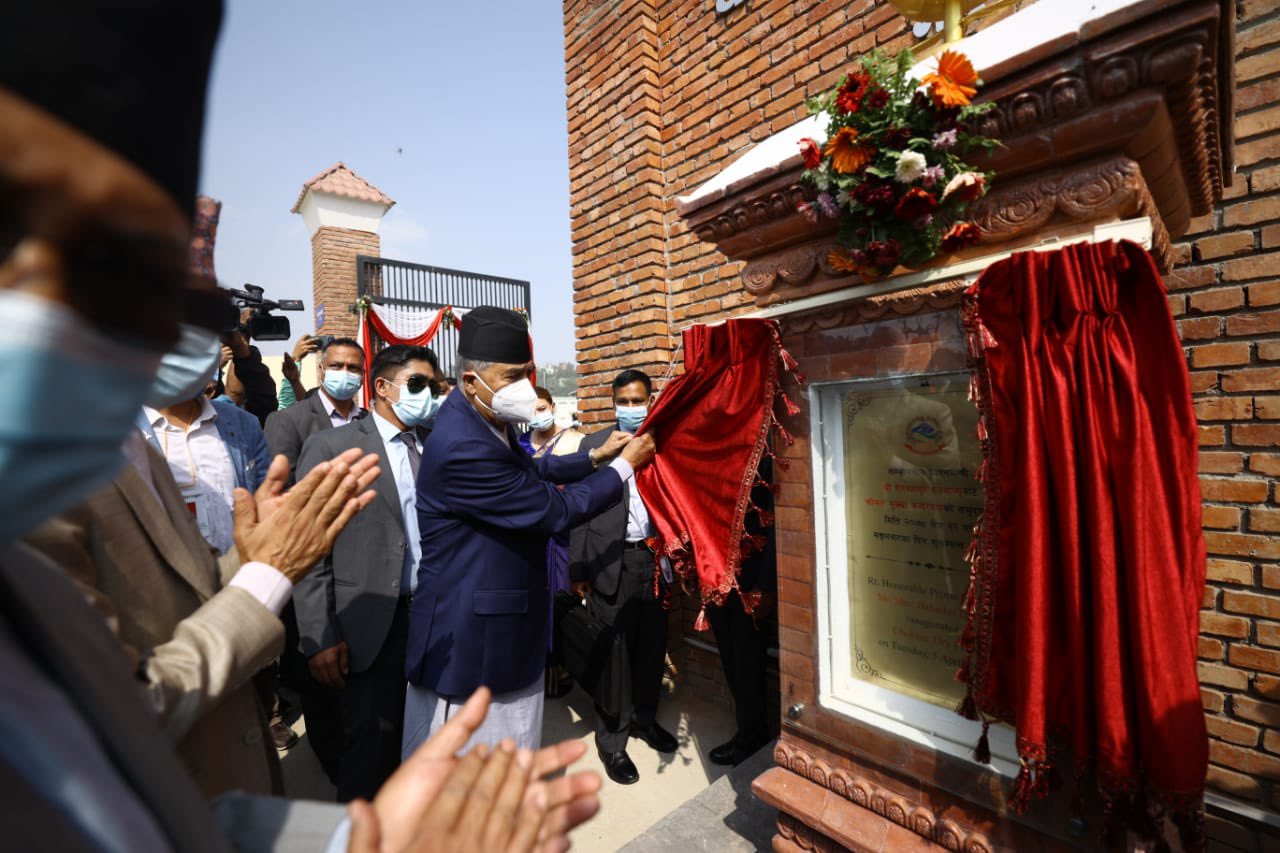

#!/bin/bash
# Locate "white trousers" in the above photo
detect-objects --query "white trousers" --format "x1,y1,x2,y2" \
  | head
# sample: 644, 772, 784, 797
401, 677, 544, 759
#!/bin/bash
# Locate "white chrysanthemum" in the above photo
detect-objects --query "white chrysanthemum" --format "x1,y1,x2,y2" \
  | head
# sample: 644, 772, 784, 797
895, 150, 928, 184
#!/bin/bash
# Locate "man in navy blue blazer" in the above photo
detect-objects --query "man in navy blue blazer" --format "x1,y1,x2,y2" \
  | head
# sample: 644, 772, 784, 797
403, 306, 655, 753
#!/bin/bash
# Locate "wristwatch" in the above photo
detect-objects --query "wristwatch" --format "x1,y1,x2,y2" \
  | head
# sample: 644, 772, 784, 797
588, 448, 601, 469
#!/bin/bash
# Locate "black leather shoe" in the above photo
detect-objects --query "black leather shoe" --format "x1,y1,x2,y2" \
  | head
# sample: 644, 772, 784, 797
630, 721, 678, 753
599, 749, 639, 785
709, 731, 770, 766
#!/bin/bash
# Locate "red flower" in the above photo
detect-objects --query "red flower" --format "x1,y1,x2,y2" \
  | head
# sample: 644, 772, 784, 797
894, 187, 938, 221
866, 88, 890, 110
836, 71, 873, 114
798, 137, 823, 169
941, 221, 982, 253
883, 126, 912, 150
867, 239, 901, 269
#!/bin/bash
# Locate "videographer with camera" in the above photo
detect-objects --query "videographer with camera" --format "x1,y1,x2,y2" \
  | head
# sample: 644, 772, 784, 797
224, 284, 307, 428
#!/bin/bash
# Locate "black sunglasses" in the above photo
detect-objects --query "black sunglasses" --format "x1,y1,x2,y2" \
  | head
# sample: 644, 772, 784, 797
403, 374, 441, 396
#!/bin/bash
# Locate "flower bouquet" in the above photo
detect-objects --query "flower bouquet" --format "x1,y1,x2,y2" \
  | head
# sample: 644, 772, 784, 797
798, 48, 998, 279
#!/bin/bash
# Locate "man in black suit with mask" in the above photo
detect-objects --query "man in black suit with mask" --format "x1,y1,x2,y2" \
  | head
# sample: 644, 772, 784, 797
569, 369, 678, 785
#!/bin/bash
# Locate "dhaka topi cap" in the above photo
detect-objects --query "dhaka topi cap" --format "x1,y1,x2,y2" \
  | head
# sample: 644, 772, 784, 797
0, 1, 224, 219
459, 306, 532, 364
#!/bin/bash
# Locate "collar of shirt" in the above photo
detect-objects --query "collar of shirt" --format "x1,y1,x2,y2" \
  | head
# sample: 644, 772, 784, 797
142, 397, 218, 431
319, 389, 362, 424
371, 410, 419, 452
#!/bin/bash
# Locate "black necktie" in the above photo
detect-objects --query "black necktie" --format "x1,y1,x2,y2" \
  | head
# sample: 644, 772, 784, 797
399, 432, 421, 480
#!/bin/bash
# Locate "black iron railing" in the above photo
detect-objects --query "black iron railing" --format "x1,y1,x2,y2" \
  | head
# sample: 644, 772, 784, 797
356, 255, 532, 379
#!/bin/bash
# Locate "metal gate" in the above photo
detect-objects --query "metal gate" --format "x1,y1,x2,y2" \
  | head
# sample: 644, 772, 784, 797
356, 254, 532, 379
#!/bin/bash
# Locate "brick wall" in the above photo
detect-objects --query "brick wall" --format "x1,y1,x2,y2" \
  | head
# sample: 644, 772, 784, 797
1174, 0, 1280, 826
564, 0, 1280, 839
309, 224, 376, 340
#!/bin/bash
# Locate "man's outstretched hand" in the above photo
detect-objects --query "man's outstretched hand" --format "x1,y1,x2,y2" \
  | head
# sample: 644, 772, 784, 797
232, 449, 380, 582
349, 687, 602, 853
620, 433, 656, 470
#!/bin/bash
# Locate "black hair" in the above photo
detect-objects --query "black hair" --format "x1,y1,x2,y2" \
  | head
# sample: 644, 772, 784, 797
534, 385, 554, 405
321, 336, 364, 357
612, 369, 652, 396
443, 377, 457, 386
371, 344, 440, 384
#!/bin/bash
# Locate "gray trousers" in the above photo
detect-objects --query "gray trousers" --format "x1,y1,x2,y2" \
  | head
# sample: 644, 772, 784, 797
401, 676, 544, 758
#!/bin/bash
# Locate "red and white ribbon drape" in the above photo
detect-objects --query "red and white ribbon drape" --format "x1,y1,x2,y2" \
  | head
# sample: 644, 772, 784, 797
358, 303, 467, 408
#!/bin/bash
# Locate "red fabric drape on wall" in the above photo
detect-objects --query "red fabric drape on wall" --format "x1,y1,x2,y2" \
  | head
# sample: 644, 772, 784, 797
635, 318, 800, 626
958, 240, 1206, 845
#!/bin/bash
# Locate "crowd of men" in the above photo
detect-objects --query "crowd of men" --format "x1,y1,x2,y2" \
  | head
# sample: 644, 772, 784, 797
0, 3, 774, 850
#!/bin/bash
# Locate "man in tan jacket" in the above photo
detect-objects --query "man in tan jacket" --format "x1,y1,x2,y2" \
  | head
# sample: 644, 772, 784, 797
25, 432, 283, 797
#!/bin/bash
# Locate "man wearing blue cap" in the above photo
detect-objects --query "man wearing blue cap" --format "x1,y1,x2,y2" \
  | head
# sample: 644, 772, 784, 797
403, 306, 656, 753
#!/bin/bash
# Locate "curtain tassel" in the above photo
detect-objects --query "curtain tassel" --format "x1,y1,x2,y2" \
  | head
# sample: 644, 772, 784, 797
780, 347, 800, 372
693, 607, 710, 632
778, 390, 802, 417
973, 722, 991, 764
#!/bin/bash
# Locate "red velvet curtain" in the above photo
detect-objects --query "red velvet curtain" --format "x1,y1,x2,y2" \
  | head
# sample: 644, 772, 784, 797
636, 318, 800, 625
958, 240, 1206, 845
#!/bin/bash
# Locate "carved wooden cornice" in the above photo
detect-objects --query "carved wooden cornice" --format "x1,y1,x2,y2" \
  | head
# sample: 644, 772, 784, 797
677, 0, 1230, 308
781, 277, 969, 334
770, 741, 995, 852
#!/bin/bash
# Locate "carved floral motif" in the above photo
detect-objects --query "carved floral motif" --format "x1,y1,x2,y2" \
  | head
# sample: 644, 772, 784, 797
772, 741, 995, 853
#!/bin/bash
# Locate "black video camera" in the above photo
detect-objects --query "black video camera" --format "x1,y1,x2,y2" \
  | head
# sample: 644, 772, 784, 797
226, 284, 304, 341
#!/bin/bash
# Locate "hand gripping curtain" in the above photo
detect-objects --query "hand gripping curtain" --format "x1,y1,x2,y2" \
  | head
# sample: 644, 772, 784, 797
635, 318, 801, 627
957, 240, 1206, 848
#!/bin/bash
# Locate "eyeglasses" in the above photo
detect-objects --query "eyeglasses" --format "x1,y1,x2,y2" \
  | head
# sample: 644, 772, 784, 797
395, 374, 441, 396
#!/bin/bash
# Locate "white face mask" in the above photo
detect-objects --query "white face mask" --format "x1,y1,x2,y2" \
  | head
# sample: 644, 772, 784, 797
473, 374, 538, 424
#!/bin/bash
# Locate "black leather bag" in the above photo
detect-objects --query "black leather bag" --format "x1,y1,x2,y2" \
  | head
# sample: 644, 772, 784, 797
553, 591, 631, 718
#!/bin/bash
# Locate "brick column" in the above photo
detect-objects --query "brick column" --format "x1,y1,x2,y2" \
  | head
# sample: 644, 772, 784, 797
292, 162, 394, 341
309, 226, 378, 340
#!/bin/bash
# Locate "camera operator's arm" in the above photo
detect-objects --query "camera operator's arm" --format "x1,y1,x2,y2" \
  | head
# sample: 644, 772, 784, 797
278, 335, 315, 410
225, 321, 277, 427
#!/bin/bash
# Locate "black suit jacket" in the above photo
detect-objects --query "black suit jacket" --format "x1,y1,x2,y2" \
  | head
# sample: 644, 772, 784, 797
263, 389, 364, 486
567, 425, 631, 597
293, 416, 425, 672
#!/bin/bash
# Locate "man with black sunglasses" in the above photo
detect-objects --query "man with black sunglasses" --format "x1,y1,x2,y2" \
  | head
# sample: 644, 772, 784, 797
294, 344, 442, 801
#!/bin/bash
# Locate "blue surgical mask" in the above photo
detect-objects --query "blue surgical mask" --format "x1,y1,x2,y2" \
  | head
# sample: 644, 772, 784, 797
145, 323, 222, 407
322, 368, 363, 401
392, 385, 441, 427
0, 290, 161, 545
616, 405, 647, 433
528, 411, 555, 432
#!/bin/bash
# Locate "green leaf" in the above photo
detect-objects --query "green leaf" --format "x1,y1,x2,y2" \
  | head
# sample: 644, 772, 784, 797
864, 165, 891, 179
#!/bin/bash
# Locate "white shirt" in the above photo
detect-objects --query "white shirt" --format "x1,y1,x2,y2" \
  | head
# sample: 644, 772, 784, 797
142, 399, 236, 556
319, 390, 363, 428
372, 411, 422, 595
625, 479, 653, 542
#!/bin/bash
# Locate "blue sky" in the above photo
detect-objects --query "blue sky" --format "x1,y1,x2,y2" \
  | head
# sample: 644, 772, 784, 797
200, 1, 577, 362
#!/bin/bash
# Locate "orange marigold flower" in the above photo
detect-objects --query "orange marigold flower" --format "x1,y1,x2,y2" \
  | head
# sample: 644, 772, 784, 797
923, 50, 979, 108
941, 221, 982, 253
824, 127, 875, 174
828, 248, 859, 272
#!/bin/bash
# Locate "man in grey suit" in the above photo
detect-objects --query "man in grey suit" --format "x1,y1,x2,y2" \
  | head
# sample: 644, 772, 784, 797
265, 336, 366, 780
296, 344, 442, 801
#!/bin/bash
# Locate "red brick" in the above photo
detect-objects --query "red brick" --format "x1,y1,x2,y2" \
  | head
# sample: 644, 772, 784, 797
1189, 287, 1245, 313
1226, 310, 1280, 336
1223, 589, 1280, 618
1249, 281, 1280, 308
1203, 506, 1243, 530
1201, 611, 1250, 638
1200, 635, 1225, 659
1190, 342, 1251, 368
1190, 371, 1220, 393
1238, 49, 1280, 83
1207, 558, 1254, 585
1261, 341, 1280, 361
1256, 675, 1280, 701
1224, 368, 1280, 392
1265, 224, 1280, 250
1251, 454, 1280, 476
1206, 714, 1261, 747
1259, 621, 1280, 648
1199, 660, 1250, 689
1203, 687, 1227, 712
1253, 508, 1280, 533
1206, 764, 1262, 801
1177, 316, 1223, 340
1222, 252, 1280, 282
1194, 397, 1254, 420
1199, 424, 1226, 446
1229, 644, 1280, 675
1195, 232, 1256, 261
1201, 452, 1245, 474
1235, 424, 1280, 446
1200, 477, 1269, 502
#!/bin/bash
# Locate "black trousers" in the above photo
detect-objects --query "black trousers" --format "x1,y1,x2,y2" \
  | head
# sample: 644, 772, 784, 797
282, 599, 344, 784
336, 599, 409, 802
588, 548, 668, 753
705, 590, 769, 744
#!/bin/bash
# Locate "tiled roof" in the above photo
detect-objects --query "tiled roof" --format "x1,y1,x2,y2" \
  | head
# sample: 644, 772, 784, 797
291, 162, 395, 213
